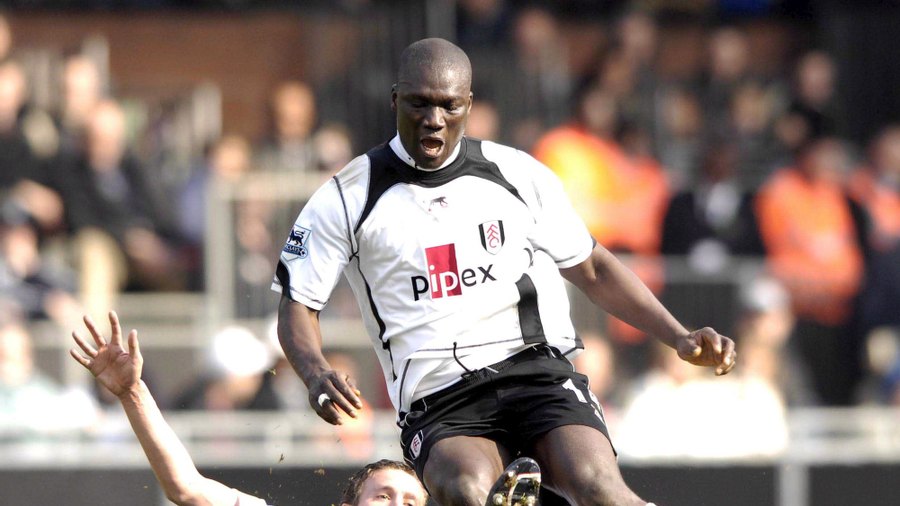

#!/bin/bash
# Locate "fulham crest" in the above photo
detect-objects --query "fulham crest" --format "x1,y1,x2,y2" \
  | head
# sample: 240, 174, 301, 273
479, 220, 505, 255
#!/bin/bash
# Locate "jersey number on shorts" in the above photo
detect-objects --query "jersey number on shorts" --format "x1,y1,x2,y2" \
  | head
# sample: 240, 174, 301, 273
561, 378, 606, 423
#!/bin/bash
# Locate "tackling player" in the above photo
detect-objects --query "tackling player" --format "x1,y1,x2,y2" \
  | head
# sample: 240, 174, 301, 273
70, 311, 428, 506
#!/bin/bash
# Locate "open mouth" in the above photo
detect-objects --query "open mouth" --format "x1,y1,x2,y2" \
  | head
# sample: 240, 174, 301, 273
421, 138, 444, 157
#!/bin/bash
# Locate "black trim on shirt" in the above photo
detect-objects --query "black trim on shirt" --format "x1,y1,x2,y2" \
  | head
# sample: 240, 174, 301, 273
275, 260, 293, 300
515, 273, 547, 344
356, 137, 526, 232
354, 257, 395, 379
332, 175, 358, 256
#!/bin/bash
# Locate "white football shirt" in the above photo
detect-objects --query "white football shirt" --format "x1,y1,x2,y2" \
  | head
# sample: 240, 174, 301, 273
273, 135, 594, 414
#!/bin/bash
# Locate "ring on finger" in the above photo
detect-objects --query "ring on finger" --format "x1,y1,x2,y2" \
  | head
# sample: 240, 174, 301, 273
317, 393, 332, 407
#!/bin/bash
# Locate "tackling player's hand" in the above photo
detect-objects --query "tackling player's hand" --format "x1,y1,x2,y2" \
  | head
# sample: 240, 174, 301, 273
307, 369, 363, 425
675, 327, 737, 376
70, 311, 143, 398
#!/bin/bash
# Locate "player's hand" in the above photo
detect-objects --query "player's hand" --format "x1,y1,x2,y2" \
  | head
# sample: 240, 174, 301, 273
70, 311, 143, 398
307, 369, 363, 425
675, 327, 736, 376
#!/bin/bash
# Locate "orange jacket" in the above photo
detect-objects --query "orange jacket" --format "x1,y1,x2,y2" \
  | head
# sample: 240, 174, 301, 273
533, 125, 669, 255
756, 168, 863, 325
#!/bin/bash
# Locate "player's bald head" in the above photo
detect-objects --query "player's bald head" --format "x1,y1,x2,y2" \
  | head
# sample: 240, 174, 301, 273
397, 38, 472, 90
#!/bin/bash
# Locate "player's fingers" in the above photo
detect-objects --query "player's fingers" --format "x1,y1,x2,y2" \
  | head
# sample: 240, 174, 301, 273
72, 331, 98, 358
69, 348, 91, 368
676, 333, 702, 361
717, 347, 738, 376
108, 311, 122, 346
700, 327, 723, 355
83, 315, 106, 348
310, 387, 344, 425
335, 373, 363, 410
127, 329, 141, 359
716, 352, 737, 376
326, 380, 359, 419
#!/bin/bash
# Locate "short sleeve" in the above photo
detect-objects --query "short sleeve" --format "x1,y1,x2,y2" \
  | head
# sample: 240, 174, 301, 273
521, 152, 594, 268
271, 179, 353, 310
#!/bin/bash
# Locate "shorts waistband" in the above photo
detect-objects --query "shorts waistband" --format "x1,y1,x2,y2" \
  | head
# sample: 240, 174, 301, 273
406, 344, 562, 415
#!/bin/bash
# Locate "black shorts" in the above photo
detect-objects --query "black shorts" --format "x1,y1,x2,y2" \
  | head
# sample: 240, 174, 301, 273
398, 344, 612, 480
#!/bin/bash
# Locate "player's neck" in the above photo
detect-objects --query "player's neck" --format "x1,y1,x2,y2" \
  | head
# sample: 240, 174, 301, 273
389, 134, 462, 171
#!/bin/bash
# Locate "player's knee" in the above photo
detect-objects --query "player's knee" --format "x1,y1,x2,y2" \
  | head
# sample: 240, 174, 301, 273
429, 470, 493, 506
563, 463, 642, 506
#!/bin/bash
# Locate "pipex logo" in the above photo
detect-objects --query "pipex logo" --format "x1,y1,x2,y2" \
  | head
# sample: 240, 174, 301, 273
410, 243, 496, 301
479, 220, 505, 255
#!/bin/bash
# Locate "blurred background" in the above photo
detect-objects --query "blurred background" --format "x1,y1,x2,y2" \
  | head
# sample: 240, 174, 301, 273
0, 1, 898, 505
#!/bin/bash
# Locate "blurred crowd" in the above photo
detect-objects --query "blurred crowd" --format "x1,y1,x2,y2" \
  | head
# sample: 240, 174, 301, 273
2, 2, 900, 459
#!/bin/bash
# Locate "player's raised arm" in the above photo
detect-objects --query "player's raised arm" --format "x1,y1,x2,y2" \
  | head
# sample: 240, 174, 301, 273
560, 244, 736, 376
277, 296, 363, 425
70, 312, 266, 506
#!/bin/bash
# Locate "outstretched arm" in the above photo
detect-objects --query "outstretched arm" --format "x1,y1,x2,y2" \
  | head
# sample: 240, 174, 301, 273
561, 244, 736, 375
277, 296, 362, 425
70, 312, 265, 506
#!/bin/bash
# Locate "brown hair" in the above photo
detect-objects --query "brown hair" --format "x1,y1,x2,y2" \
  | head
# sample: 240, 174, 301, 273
340, 459, 423, 505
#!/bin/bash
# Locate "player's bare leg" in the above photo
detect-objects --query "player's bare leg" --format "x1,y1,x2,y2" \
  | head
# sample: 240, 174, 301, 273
484, 456, 542, 506
533, 425, 646, 506
423, 436, 510, 506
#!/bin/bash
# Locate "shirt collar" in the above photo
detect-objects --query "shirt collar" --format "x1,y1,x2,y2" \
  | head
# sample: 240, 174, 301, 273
389, 133, 462, 171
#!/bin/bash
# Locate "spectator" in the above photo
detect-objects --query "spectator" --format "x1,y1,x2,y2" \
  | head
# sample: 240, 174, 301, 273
0, 218, 80, 325
455, 0, 512, 51
703, 27, 752, 133
311, 122, 354, 176
616, 339, 787, 459
255, 80, 320, 174
56, 54, 106, 158
661, 141, 764, 270
0, 314, 97, 434
656, 86, 704, 188
0, 59, 64, 233
173, 325, 278, 411
727, 80, 782, 189
755, 137, 865, 405
177, 134, 252, 289
849, 125, 900, 251
506, 6, 571, 148
856, 326, 900, 405
736, 275, 816, 406
850, 126, 900, 336
54, 98, 183, 319
533, 84, 668, 350
464, 99, 500, 141
787, 51, 841, 140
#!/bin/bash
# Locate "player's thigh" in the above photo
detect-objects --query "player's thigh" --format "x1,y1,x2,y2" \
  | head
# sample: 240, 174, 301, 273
533, 425, 644, 506
423, 435, 510, 505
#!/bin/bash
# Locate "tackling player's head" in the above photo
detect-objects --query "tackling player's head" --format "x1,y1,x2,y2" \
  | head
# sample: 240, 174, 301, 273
392, 38, 473, 170
340, 459, 428, 506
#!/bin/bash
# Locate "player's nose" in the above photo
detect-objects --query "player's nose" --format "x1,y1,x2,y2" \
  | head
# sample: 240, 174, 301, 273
422, 106, 445, 129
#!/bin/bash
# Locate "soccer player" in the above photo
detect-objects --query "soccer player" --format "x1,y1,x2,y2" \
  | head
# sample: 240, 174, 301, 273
69, 311, 428, 506
273, 38, 736, 506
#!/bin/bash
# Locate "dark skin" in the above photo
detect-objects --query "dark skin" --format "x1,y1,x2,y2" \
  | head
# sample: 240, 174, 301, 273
278, 38, 736, 505
391, 40, 473, 170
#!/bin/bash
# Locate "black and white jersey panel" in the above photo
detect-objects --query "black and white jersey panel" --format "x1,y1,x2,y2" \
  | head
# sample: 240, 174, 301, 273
273, 135, 594, 413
